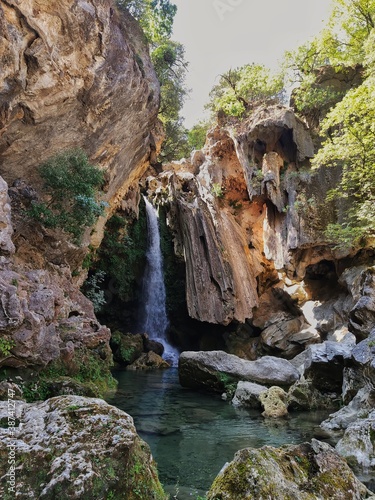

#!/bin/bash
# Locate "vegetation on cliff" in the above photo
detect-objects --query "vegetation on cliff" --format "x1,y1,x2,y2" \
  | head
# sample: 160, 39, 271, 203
205, 0, 375, 250
27, 149, 106, 244
118, 0, 191, 162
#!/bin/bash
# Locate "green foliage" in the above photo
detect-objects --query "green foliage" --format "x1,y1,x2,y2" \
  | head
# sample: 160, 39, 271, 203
28, 149, 106, 244
117, 0, 177, 42
117, 0, 189, 163
211, 183, 224, 198
22, 348, 116, 402
0, 337, 15, 357
152, 41, 190, 162
312, 76, 375, 247
207, 64, 285, 118
96, 202, 148, 302
187, 121, 210, 151
82, 270, 107, 313
158, 206, 186, 317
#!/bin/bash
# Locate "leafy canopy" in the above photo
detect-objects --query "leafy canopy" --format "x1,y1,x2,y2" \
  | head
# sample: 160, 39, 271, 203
28, 149, 106, 244
206, 64, 285, 118
118, 0, 190, 162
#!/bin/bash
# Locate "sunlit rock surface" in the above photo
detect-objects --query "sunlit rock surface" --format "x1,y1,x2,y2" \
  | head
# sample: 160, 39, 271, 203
207, 439, 372, 500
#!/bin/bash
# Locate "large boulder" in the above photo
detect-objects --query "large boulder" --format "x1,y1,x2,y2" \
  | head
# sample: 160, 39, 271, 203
336, 410, 375, 473
0, 396, 167, 499
207, 439, 372, 500
231, 381, 267, 409
304, 340, 355, 392
179, 350, 300, 393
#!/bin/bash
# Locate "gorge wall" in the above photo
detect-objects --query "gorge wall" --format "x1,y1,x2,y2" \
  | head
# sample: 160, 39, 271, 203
0, 0, 161, 384
144, 104, 375, 358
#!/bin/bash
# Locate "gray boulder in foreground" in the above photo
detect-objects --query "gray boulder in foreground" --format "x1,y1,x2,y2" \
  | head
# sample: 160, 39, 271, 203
207, 439, 373, 500
0, 396, 167, 499
179, 350, 300, 393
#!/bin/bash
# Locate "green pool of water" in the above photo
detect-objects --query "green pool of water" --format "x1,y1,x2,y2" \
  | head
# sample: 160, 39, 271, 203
107, 368, 335, 499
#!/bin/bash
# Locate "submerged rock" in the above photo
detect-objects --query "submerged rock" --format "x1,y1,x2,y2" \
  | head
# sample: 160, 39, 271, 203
179, 350, 299, 393
207, 439, 372, 500
128, 351, 170, 370
0, 396, 167, 499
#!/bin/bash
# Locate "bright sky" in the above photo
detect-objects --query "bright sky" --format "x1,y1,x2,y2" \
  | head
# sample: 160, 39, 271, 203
172, 0, 333, 127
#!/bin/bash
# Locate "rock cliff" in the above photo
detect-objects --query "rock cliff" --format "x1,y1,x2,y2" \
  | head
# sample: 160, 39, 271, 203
0, 0, 161, 383
145, 105, 375, 359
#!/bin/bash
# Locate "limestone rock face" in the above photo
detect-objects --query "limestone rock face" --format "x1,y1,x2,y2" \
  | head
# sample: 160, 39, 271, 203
0, 0, 161, 246
0, 396, 167, 499
207, 439, 371, 500
336, 410, 375, 473
0, 1, 161, 377
178, 350, 299, 393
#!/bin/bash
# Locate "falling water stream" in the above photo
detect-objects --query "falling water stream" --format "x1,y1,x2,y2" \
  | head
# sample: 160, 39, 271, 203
140, 197, 179, 366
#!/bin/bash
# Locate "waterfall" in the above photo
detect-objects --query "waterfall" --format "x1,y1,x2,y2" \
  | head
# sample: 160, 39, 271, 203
140, 197, 179, 366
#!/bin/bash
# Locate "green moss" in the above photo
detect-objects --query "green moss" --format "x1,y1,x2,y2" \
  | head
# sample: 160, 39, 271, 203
216, 372, 238, 396
22, 347, 116, 402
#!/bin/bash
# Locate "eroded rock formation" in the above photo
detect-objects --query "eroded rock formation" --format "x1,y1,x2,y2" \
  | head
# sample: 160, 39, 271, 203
0, 0, 161, 240
0, 395, 167, 499
0, 0, 161, 380
145, 104, 375, 360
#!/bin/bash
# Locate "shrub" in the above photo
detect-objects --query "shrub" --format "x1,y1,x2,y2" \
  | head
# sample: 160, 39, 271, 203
28, 149, 106, 244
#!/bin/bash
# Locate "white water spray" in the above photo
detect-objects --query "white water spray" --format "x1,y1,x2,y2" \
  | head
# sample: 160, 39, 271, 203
140, 197, 179, 366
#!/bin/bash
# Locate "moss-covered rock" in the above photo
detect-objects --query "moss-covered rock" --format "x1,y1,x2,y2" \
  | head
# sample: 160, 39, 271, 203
20, 346, 117, 402
287, 379, 338, 411
128, 351, 170, 370
0, 396, 167, 499
110, 331, 144, 366
207, 439, 372, 499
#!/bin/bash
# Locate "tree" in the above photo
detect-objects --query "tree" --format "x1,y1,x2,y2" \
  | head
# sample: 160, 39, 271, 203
283, 0, 374, 119
187, 121, 210, 151
312, 76, 375, 246
117, 0, 177, 42
117, 0, 190, 162
206, 64, 285, 118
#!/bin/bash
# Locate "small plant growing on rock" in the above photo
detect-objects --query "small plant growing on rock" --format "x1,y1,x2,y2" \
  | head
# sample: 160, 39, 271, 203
27, 149, 107, 244
211, 183, 224, 198
0, 337, 15, 357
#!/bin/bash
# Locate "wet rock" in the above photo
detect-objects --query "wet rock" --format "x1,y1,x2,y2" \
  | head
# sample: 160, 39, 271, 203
142, 334, 164, 356
207, 439, 372, 500
231, 381, 267, 409
259, 386, 288, 418
0, 396, 167, 499
128, 351, 170, 370
179, 350, 300, 393
287, 379, 337, 411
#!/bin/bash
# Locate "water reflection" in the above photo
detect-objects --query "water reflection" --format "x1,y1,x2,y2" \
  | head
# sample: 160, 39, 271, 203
107, 368, 335, 499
